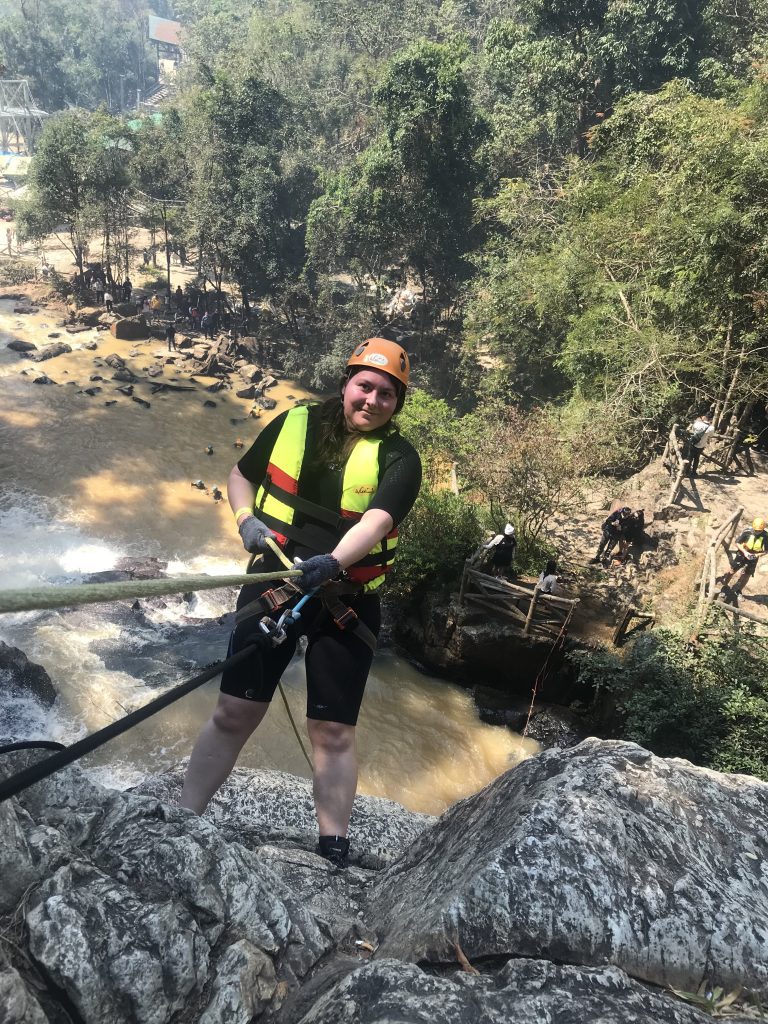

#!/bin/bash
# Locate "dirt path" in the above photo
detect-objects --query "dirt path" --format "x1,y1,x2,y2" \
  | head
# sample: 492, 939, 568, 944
548, 454, 768, 641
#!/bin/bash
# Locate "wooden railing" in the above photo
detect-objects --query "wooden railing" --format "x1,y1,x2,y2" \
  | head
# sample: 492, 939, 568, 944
459, 565, 579, 640
691, 506, 768, 636
662, 424, 689, 505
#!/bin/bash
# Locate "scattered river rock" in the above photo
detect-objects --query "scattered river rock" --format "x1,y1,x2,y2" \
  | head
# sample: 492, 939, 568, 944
0, 641, 57, 707
6, 339, 36, 352
31, 342, 72, 362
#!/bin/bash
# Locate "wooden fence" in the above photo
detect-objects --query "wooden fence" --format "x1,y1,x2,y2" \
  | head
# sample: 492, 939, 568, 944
692, 506, 768, 636
459, 564, 579, 640
663, 423, 754, 505
661, 423, 689, 506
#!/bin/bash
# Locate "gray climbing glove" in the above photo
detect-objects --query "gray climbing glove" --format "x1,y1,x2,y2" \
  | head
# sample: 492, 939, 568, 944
238, 515, 277, 554
295, 554, 341, 593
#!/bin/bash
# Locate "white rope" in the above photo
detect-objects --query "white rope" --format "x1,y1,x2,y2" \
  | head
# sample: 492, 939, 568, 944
0, 570, 302, 615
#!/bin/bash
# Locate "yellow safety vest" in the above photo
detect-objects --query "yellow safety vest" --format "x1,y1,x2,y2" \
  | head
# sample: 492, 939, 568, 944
744, 531, 766, 553
254, 406, 398, 591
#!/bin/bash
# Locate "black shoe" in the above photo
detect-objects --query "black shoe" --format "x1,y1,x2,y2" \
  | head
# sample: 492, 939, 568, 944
318, 834, 349, 868
589, 556, 600, 564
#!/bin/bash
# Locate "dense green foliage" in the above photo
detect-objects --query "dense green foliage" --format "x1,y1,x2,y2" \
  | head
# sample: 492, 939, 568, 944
0, 0, 168, 111
571, 629, 768, 780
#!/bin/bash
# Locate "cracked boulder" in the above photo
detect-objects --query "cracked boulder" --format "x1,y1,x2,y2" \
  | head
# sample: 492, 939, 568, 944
16, 770, 332, 1024
291, 957, 755, 1024
368, 739, 768, 997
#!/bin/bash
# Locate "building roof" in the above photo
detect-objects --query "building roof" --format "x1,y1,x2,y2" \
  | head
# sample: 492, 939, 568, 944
147, 16, 182, 48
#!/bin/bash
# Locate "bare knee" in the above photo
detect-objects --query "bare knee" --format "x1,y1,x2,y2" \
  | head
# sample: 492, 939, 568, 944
307, 719, 355, 756
211, 695, 268, 737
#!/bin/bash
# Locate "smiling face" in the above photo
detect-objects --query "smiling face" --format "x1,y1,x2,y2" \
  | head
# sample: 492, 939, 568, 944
342, 368, 399, 432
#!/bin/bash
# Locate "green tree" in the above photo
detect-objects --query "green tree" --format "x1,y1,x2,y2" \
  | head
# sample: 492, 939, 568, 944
18, 110, 131, 277
307, 40, 486, 319
133, 111, 190, 302
571, 628, 768, 780
0, 0, 162, 112
479, 0, 704, 173
469, 79, 768, 461
183, 69, 315, 321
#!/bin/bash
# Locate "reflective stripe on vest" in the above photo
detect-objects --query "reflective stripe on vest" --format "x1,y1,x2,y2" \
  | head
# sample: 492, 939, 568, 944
254, 407, 398, 591
256, 405, 308, 544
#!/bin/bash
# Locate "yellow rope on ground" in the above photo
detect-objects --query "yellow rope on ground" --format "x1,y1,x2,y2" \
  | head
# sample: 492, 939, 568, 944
0, 569, 302, 615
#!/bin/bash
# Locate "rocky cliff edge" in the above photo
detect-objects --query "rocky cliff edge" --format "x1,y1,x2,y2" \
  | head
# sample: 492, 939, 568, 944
1, 739, 766, 1023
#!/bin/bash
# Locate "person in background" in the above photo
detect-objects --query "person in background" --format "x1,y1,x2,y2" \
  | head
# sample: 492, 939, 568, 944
591, 507, 630, 565
483, 523, 517, 578
718, 516, 768, 597
537, 560, 559, 594
165, 320, 177, 352
618, 508, 645, 564
686, 412, 714, 478
179, 338, 422, 869
103, 288, 113, 313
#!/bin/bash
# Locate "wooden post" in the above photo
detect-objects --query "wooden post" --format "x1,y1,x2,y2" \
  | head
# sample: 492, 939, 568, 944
715, 601, 768, 627
523, 586, 539, 635
459, 561, 470, 605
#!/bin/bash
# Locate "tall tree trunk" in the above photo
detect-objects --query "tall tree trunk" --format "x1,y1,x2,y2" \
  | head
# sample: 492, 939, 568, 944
162, 205, 172, 305
718, 337, 747, 434
712, 313, 734, 431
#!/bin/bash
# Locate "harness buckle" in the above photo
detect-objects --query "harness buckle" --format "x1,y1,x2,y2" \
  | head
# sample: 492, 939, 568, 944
260, 588, 283, 612
333, 606, 359, 630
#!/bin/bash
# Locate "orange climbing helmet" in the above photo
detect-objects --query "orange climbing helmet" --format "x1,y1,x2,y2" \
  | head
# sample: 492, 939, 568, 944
753, 517, 766, 531
346, 337, 410, 388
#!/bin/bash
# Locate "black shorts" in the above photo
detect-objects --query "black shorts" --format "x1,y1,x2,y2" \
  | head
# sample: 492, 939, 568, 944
733, 553, 758, 577
219, 562, 380, 726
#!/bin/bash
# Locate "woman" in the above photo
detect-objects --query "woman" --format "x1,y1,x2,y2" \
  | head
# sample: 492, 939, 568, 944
180, 338, 422, 867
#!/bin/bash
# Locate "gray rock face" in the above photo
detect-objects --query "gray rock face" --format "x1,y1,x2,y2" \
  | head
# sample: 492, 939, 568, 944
0, 641, 58, 707
0, 965, 48, 1024
4, 738, 767, 1023
368, 739, 768, 996
137, 766, 436, 869
6, 338, 36, 352
0, 799, 41, 912
14, 772, 332, 1024
293, 958, 749, 1024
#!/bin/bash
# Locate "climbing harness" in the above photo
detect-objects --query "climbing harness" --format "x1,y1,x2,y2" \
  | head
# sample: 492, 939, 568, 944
0, 528, 388, 800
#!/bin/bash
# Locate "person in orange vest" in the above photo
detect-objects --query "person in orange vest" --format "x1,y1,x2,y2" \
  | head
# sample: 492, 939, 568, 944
180, 338, 422, 867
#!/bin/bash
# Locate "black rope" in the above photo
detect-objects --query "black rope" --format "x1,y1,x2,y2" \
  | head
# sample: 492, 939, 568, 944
0, 642, 259, 805
0, 740, 66, 754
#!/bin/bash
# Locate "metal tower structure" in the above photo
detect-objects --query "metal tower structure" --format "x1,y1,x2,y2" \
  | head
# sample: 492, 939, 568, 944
0, 80, 47, 155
